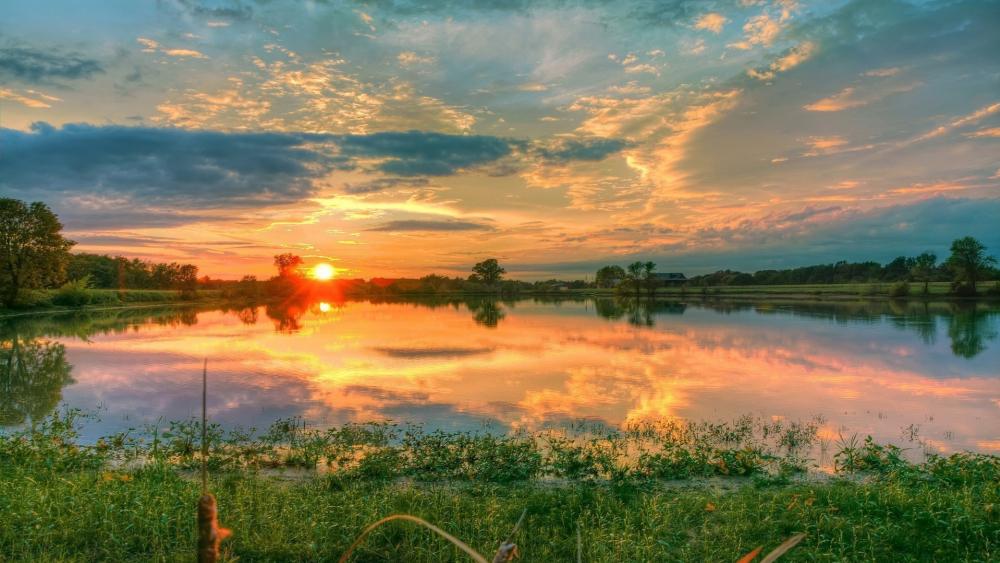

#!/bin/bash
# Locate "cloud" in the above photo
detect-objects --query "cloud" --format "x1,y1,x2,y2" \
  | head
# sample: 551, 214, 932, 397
397, 51, 435, 66
175, 0, 253, 21
342, 177, 431, 195
0, 44, 103, 84
533, 137, 628, 163
366, 219, 494, 232
0, 87, 61, 109
0, 122, 342, 207
804, 82, 918, 112
693, 13, 727, 34
373, 346, 494, 358
337, 131, 512, 176
3, 123, 635, 213
746, 41, 815, 80
904, 102, 1000, 145
965, 127, 1000, 139
137, 37, 208, 59
729, 13, 783, 50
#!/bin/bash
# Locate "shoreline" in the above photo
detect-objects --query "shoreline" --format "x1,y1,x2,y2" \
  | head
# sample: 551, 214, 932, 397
2, 286, 997, 319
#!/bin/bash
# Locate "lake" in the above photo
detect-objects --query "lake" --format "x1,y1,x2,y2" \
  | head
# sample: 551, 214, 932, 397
2, 297, 998, 455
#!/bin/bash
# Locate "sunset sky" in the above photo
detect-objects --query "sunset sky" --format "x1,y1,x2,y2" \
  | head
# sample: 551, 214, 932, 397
1, 0, 998, 279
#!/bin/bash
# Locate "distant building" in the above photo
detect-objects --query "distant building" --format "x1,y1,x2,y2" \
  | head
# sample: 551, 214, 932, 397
649, 273, 687, 286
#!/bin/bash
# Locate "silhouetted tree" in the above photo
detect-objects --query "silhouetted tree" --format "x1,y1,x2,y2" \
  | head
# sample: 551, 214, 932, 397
273, 253, 304, 278
946, 237, 996, 293
471, 258, 506, 287
0, 199, 75, 307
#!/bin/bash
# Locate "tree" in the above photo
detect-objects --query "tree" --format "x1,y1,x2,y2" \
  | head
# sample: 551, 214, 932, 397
910, 252, 937, 295
595, 265, 626, 288
273, 253, 304, 278
946, 237, 996, 293
643, 261, 657, 296
175, 264, 199, 298
0, 199, 75, 308
626, 261, 645, 297
472, 258, 506, 286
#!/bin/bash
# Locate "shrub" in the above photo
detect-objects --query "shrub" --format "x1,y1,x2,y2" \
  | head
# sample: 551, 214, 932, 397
888, 281, 910, 298
52, 276, 93, 307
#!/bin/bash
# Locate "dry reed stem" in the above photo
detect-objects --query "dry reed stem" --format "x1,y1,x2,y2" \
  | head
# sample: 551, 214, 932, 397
197, 359, 230, 563
760, 533, 806, 562
338, 514, 490, 563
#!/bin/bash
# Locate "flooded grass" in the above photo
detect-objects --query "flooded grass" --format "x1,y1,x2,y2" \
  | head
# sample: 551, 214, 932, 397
1, 411, 998, 561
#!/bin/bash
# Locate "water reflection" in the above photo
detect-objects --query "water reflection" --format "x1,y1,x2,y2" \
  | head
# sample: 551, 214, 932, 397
0, 298, 997, 455
0, 332, 73, 426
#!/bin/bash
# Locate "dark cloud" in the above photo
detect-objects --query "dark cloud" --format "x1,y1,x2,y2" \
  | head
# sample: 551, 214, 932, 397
534, 138, 628, 163
0, 122, 344, 207
3, 124, 629, 213
56, 209, 220, 230
176, 0, 253, 20
366, 219, 494, 232
0, 44, 103, 84
338, 131, 512, 176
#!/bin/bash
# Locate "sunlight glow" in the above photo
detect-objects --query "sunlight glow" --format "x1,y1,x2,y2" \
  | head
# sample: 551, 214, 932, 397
312, 263, 336, 281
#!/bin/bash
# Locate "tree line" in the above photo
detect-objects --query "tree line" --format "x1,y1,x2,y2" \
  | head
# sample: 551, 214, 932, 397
594, 237, 998, 296
1, 197, 997, 309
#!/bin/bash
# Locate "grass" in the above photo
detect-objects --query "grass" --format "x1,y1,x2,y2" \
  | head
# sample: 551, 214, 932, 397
1, 411, 998, 561
0, 289, 225, 316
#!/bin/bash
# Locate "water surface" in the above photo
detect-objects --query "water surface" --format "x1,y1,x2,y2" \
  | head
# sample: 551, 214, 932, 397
2, 297, 998, 454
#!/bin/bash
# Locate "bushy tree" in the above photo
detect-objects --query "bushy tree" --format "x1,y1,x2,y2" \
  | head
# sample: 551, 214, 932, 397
946, 237, 996, 293
273, 253, 304, 278
0, 199, 75, 307
626, 262, 645, 297
472, 258, 506, 286
595, 265, 626, 288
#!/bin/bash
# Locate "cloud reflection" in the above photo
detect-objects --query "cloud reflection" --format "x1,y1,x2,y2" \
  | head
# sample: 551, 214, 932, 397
2, 299, 997, 454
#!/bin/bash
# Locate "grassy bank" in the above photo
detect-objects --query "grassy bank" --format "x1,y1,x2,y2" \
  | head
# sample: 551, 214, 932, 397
1, 412, 997, 561
0, 289, 224, 317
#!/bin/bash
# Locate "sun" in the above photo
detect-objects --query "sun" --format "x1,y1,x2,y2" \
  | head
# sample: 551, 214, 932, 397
311, 263, 336, 281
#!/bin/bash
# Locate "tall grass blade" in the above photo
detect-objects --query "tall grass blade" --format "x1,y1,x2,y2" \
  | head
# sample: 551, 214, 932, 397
339, 514, 490, 563
760, 533, 806, 562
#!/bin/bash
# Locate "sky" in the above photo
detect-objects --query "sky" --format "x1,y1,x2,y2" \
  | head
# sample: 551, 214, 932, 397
1, 0, 998, 279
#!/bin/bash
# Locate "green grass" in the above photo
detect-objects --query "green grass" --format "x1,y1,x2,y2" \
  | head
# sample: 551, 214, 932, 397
1, 289, 224, 315
1, 412, 997, 561
3, 465, 997, 562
